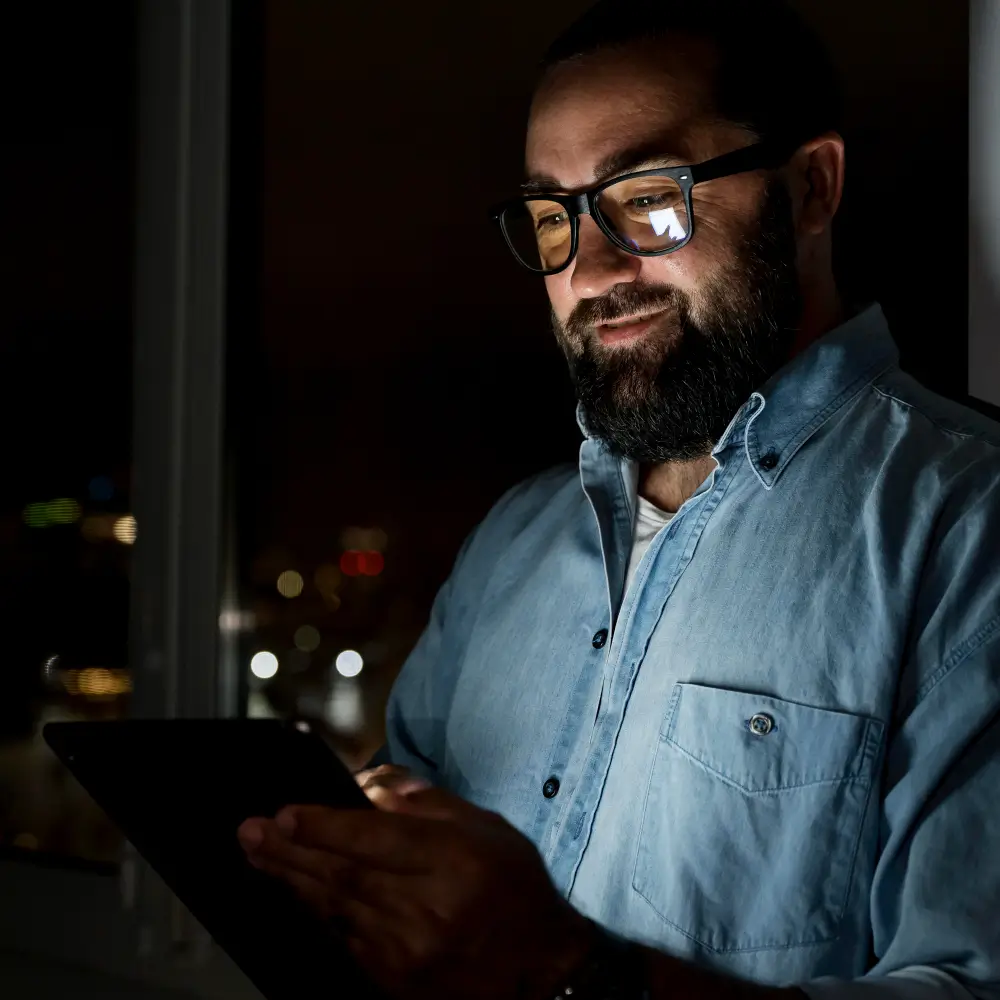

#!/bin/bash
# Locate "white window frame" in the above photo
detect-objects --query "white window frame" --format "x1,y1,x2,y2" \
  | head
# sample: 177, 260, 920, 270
970, 0, 1000, 409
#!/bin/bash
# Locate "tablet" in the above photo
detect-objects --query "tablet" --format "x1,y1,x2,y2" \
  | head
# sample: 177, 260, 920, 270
43, 718, 385, 1000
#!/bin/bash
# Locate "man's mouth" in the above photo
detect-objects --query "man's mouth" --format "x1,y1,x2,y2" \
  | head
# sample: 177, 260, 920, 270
596, 309, 668, 345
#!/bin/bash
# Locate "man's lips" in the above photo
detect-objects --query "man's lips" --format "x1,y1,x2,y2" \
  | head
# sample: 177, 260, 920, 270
595, 308, 669, 345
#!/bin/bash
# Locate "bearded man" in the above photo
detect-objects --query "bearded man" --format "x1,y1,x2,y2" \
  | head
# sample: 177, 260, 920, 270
239, 2, 1000, 998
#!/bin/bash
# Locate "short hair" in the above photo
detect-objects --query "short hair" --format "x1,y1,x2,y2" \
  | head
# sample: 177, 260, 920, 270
541, 0, 843, 148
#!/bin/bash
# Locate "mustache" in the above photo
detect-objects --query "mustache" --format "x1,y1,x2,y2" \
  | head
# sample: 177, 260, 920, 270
562, 283, 679, 338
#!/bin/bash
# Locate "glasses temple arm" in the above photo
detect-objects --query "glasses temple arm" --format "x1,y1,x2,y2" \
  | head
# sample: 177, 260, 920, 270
687, 139, 799, 185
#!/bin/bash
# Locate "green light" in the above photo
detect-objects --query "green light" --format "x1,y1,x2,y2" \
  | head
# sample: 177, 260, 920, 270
47, 499, 81, 524
22, 502, 49, 528
22, 498, 83, 528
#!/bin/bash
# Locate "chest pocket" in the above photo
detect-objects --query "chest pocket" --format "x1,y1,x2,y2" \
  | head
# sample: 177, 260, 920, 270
631, 683, 883, 953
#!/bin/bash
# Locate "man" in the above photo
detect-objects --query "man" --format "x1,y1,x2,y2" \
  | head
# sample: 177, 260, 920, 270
238, 1, 1000, 997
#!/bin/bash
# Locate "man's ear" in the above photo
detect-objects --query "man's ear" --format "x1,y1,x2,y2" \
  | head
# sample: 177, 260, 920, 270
787, 132, 845, 237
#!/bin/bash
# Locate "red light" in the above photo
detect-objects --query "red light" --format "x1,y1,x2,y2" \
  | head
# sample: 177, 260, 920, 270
339, 550, 361, 576
360, 551, 384, 576
340, 550, 384, 577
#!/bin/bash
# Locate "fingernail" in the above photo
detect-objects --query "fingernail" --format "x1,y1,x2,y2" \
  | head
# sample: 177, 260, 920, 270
238, 823, 263, 849
276, 810, 297, 836
396, 778, 432, 796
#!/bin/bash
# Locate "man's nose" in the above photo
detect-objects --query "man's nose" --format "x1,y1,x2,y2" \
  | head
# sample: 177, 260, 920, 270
569, 215, 641, 299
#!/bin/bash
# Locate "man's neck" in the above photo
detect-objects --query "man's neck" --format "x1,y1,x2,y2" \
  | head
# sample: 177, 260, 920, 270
638, 455, 719, 515
639, 290, 847, 514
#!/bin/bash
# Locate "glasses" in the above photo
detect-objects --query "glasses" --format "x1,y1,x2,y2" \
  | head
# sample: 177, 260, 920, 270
491, 140, 794, 276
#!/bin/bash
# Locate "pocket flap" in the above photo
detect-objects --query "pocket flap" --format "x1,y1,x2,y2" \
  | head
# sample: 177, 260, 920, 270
663, 683, 882, 793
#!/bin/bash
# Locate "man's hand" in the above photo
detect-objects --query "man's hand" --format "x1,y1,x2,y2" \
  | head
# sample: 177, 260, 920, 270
237, 785, 594, 1000
352, 763, 431, 807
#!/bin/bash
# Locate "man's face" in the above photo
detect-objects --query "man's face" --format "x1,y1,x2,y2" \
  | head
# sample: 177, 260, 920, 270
526, 41, 803, 463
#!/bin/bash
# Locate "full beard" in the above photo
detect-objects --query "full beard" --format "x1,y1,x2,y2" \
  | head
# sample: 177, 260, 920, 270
555, 179, 803, 464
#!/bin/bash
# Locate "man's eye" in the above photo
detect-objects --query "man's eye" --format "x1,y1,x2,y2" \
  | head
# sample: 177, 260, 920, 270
629, 193, 675, 210
535, 211, 569, 231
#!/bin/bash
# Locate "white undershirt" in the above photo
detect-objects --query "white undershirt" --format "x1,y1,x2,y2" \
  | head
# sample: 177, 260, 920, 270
624, 495, 676, 593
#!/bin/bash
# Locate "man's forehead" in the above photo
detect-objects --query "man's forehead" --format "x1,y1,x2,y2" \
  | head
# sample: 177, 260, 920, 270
525, 41, 717, 189
523, 127, 698, 194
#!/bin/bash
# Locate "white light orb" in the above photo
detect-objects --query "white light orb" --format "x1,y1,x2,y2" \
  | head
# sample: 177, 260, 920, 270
250, 651, 278, 679
334, 649, 363, 678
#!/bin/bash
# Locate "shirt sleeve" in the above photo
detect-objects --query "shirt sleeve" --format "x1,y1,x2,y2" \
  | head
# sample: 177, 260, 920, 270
797, 660, 1000, 1000
379, 466, 577, 781
801, 965, 995, 999
798, 644, 1000, 1000
802, 445, 1000, 1000
380, 528, 479, 781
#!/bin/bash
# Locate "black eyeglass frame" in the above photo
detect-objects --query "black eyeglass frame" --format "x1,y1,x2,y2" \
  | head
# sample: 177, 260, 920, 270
491, 139, 797, 276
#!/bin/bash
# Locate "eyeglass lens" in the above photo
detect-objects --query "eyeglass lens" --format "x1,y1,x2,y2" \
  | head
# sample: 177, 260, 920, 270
502, 173, 689, 272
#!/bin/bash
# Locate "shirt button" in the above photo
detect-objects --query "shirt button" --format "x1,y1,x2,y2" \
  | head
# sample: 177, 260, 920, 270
542, 776, 560, 798
759, 452, 779, 471
748, 713, 774, 736
591, 629, 608, 649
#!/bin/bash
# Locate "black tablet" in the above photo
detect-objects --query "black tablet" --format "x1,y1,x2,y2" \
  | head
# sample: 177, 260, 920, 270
43, 718, 385, 1000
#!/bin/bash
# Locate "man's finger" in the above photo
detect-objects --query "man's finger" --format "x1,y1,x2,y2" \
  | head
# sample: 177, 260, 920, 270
239, 817, 348, 884
277, 805, 433, 871
368, 785, 484, 822
249, 838, 411, 919
354, 765, 432, 805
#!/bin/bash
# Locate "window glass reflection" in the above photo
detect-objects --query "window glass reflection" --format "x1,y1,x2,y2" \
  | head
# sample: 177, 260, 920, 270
0, 5, 137, 866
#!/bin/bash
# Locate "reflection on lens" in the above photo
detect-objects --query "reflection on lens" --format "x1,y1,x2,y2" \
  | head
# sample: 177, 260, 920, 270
649, 206, 686, 239
597, 175, 689, 252
502, 199, 572, 272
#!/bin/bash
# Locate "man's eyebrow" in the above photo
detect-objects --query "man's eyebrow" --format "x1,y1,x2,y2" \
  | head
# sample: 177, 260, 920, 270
521, 139, 692, 196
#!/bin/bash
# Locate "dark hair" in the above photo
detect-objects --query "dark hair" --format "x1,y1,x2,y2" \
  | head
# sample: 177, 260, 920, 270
541, 0, 843, 148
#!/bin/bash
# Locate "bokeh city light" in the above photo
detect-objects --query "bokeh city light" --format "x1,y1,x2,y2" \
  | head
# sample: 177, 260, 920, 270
250, 651, 279, 679
334, 649, 364, 677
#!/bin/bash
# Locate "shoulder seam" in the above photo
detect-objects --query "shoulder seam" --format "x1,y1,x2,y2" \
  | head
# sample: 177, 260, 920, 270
870, 384, 1000, 451
912, 613, 1000, 708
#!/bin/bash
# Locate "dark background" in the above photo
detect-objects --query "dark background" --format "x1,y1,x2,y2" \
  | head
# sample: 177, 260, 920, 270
0, 6, 136, 737
230, 0, 974, 756
0, 0, 978, 850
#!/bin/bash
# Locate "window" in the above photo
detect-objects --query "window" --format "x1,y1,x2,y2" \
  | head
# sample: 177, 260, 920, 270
0, 3, 137, 868
225, 1, 581, 767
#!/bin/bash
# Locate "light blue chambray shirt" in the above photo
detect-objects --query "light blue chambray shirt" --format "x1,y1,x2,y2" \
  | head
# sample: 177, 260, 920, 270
383, 304, 1000, 1000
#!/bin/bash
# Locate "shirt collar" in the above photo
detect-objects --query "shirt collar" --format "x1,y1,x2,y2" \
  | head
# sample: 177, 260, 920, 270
736, 302, 899, 489
575, 302, 899, 491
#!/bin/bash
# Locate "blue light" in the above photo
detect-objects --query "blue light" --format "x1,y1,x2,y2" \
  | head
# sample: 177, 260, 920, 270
88, 475, 114, 502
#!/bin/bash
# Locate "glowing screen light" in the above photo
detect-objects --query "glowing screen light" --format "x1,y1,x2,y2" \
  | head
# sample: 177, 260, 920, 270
250, 651, 279, 679
649, 207, 686, 240
334, 649, 363, 677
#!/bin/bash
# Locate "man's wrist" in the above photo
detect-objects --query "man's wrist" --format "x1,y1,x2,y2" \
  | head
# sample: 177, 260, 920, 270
543, 918, 649, 1000
520, 904, 601, 1000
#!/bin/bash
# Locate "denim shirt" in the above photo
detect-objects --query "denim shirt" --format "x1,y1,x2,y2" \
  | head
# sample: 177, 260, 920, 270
384, 304, 1000, 1000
